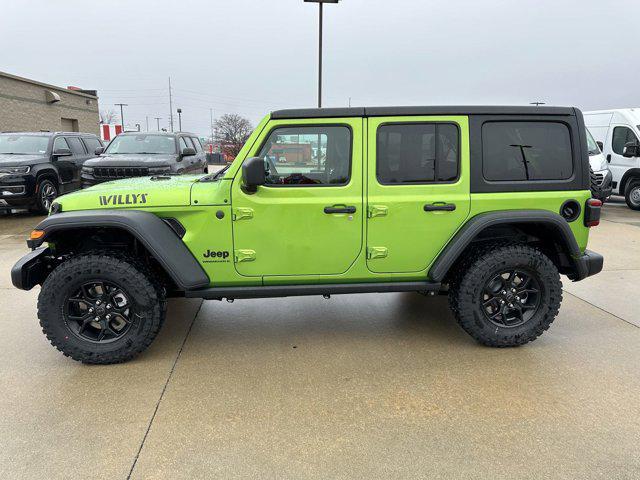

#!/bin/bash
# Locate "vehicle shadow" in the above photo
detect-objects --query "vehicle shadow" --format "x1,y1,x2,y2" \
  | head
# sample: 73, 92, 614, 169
174, 291, 476, 350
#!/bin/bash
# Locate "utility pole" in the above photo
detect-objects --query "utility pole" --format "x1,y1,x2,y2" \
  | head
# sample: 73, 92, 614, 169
530, 101, 546, 106
348, 97, 351, 107
154, 117, 162, 130
177, 108, 182, 132
145, 116, 149, 131
115, 103, 128, 130
168, 77, 174, 132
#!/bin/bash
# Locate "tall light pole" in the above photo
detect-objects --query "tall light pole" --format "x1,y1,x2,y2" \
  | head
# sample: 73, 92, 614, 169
177, 108, 182, 132
155, 117, 162, 130
168, 77, 174, 132
115, 103, 128, 130
304, 0, 340, 108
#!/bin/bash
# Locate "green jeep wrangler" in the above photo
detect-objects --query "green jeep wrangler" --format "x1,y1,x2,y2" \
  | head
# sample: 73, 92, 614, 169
12, 106, 603, 364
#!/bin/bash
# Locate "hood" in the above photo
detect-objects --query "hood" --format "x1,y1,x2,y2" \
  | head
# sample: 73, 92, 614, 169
84, 154, 177, 167
55, 175, 203, 211
0, 154, 46, 166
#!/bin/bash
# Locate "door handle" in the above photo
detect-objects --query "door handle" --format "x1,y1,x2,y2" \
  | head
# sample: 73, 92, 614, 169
324, 205, 356, 214
606, 154, 611, 163
424, 203, 456, 212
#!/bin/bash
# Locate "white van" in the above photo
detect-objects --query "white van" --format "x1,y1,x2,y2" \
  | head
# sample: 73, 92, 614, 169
584, 109, 640, 210
585, 128, 612, 201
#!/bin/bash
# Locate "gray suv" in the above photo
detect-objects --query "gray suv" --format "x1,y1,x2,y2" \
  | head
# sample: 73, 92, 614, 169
81, 132, 207, 187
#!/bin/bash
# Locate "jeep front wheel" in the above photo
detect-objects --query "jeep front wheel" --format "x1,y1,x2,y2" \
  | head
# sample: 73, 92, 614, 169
37, 254, 164, 364
33, 178, 58, 214
450, 245, 562, 347
624, 180, 640, 211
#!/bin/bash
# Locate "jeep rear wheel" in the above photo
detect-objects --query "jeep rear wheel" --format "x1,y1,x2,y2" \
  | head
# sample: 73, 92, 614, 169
450, 245, 562, 347
624, 180, 640, 211
37, 254, 164, 364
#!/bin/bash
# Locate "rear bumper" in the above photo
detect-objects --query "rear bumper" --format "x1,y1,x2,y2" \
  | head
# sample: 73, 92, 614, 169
573, 249, 603, 281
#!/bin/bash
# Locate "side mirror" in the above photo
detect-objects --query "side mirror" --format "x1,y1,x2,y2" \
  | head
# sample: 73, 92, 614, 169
596, 141, 603, 151
622, 141, 640, 158
181, 147, 196, 157
94, 146, 105, 155
52, 148, 72, 157
242, 157, 266, 193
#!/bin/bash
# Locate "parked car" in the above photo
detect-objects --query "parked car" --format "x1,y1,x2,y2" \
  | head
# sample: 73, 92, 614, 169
12, 106, 603, 364
584, 108, 640, 209
586, 128, 612, 201
81, 132, 207, 187
0, 131, 103, 213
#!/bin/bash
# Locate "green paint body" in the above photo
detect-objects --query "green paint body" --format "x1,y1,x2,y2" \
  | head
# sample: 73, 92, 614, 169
55, 114, 592, 287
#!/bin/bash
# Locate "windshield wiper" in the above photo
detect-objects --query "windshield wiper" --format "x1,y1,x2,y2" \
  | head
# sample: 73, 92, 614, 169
204, 164, 231, 181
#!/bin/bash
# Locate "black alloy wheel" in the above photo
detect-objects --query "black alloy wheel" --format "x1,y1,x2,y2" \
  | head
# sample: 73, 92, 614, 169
64, 280, 133, 343
481, 269, 541, 328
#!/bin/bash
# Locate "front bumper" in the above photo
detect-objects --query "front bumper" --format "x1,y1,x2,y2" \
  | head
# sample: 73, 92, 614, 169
0, 174, 35, 201
573, 249, 604, 281
11, 247, 51, 290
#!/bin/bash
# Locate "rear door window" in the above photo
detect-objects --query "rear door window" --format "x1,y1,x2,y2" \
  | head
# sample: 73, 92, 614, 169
82, 137, 102, 153
482, 122, 573, 181
376, 123, 459, 184
66, 137, 87, 155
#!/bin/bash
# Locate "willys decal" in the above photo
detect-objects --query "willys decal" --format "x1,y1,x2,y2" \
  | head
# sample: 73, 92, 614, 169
99, 193, 148, 206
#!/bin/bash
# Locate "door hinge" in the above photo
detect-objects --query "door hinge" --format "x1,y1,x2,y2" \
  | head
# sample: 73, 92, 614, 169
232, 207, 253, 221
367, 246, 388, 259
234, 249, 256, 263
367, 205, 388, 218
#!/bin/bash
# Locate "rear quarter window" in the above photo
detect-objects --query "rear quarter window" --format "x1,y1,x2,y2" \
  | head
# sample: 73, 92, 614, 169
482, 122, 573, 181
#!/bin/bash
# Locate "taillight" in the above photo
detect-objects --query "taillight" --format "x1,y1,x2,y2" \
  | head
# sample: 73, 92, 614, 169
584, 198, 602, 227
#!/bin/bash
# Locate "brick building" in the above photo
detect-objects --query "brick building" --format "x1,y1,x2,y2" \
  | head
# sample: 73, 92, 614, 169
0, 71, 99, 135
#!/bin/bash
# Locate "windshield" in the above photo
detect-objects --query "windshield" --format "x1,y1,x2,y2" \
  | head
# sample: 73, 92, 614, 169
586, 129, 600, 156
105, 135, 176, 154
0, 135, 49, 154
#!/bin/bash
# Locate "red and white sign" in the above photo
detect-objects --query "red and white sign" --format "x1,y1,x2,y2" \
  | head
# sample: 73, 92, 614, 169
101, 124, 123, 142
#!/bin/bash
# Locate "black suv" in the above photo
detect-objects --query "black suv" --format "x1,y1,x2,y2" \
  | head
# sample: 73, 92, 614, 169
0, 131, 103, 213
81, 132, 207, 187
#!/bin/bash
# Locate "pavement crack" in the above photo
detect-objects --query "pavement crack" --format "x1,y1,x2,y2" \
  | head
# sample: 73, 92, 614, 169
126, 299, 203, 480
564, 291, 639, 329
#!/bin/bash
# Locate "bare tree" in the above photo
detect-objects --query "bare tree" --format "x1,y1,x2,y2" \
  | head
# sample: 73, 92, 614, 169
213, 114, 253, 159
99, 109, 119, 125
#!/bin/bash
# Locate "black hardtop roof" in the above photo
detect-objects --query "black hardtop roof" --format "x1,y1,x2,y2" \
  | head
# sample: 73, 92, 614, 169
271, 105, 578, 119
0, 131, 99, 136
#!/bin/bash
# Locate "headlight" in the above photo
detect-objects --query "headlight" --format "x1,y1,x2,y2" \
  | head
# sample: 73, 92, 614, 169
0, 166, 30, 174
149, 166, 171, 174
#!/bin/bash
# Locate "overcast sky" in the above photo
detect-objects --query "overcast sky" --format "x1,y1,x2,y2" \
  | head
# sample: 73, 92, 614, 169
2, 0, 638, 136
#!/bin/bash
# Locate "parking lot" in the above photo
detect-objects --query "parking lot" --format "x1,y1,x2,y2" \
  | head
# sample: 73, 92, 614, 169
1, 199, 639, 480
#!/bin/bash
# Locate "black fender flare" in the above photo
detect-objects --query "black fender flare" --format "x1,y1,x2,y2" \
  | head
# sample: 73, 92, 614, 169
619, 168, 640, 195
28, 209, 209, 290
428, 210, 581, 282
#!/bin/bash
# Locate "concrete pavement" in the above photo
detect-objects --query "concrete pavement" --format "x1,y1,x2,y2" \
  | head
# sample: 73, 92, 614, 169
0, 201, 639, 479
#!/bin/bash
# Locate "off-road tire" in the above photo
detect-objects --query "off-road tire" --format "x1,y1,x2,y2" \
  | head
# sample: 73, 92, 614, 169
32, 178, 58, 214
37, 254, 165, 364
624, 179, 640, 211
449, 244, 562, 347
